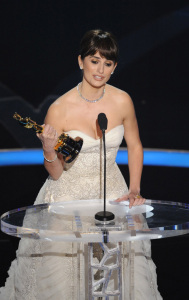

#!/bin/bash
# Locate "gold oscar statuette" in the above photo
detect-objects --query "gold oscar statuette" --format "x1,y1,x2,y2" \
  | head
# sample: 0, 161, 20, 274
13, 112, 83, 163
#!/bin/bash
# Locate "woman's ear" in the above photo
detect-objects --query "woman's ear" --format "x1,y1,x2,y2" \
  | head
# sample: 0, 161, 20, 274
113, 62, 117, 72
111, 63, 117, 75
78, 55, 83, 70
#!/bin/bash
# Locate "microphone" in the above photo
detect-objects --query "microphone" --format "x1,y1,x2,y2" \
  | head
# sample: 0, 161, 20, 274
98, 113, 107, 131
95, 113, 115, 228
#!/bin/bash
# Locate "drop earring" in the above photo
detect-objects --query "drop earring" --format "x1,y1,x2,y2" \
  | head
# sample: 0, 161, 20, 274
111, 71, 114, 75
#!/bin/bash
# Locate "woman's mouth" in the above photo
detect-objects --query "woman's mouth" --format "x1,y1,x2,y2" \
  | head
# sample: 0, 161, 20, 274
93, 75, 105, 80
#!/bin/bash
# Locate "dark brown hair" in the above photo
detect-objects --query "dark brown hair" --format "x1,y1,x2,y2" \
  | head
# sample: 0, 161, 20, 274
80, 29, 119, 64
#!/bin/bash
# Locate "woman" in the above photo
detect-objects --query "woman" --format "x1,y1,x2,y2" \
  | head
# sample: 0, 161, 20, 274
38, 29, 144, 206
0, 29, 162, 299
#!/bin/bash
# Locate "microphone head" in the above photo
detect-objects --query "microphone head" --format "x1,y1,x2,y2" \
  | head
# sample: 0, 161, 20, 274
98, 113, 108, 130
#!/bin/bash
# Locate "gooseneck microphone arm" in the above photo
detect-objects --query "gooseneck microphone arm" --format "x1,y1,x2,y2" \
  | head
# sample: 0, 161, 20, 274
95, 113, 115, 223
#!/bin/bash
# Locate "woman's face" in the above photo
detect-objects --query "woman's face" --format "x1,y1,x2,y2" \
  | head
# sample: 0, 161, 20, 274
78, 51, 117, 87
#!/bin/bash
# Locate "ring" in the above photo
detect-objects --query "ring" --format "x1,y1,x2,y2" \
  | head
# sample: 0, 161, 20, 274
134, 194, 141, 199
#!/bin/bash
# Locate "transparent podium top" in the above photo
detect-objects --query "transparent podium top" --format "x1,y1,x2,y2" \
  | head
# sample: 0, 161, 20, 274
1, 199, 189, 243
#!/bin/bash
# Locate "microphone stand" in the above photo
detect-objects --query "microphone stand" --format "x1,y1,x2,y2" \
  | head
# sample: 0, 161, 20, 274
95, 129, 115, 224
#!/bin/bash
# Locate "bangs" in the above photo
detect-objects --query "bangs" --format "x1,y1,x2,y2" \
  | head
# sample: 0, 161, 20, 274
88, 46, 118, 63
80, 29, 119, 63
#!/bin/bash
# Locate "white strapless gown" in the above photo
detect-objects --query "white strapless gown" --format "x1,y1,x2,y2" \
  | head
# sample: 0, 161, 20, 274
0, 125, 162, 300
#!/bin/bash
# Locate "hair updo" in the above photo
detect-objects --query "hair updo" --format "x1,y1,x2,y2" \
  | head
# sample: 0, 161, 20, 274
80, 29, 119, 64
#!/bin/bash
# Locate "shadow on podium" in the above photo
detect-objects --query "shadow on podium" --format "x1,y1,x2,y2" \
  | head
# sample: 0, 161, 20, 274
0, 164, 189, 299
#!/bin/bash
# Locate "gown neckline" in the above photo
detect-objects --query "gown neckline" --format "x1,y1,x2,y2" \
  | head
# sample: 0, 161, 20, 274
64, 124, 124, 141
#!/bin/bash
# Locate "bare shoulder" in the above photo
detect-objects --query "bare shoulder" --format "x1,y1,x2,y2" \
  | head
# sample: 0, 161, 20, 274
46, 88, 76, 117
44, 87, 76, 130
107, 84, 134, 109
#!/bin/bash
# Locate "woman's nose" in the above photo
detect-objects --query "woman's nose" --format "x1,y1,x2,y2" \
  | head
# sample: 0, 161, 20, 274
97, 63, 104, 74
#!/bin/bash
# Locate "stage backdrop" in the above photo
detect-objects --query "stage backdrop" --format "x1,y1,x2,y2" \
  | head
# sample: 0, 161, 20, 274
0, 0, 188, 150
0, 2, 189, 298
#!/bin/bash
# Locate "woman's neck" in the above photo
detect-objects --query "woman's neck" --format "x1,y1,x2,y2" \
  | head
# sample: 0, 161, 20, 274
79, 79, 106, 101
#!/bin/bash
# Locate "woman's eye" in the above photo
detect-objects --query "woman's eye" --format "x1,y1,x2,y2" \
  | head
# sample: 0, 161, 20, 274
91, 60, 98, 64
105, 63, 112, 67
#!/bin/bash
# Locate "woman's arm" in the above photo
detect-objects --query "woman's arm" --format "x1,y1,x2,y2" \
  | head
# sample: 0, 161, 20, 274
37, 103, 65, 180
116, 93, 145, 208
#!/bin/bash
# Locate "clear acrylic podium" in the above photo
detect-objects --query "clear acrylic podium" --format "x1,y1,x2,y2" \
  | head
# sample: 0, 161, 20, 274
1, 199, 189, 299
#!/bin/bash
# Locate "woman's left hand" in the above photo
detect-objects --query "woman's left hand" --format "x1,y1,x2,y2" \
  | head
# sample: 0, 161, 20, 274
115, 192, 146, 209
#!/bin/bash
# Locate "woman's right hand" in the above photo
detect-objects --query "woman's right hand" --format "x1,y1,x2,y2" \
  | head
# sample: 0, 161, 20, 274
37, 124, 58, 153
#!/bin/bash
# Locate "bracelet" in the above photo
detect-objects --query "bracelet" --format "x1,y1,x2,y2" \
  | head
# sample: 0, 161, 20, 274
43, 151, 57, 163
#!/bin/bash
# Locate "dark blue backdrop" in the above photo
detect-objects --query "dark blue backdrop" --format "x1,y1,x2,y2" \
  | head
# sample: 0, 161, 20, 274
0, 1, 189, 299
0, 0, 188, 149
